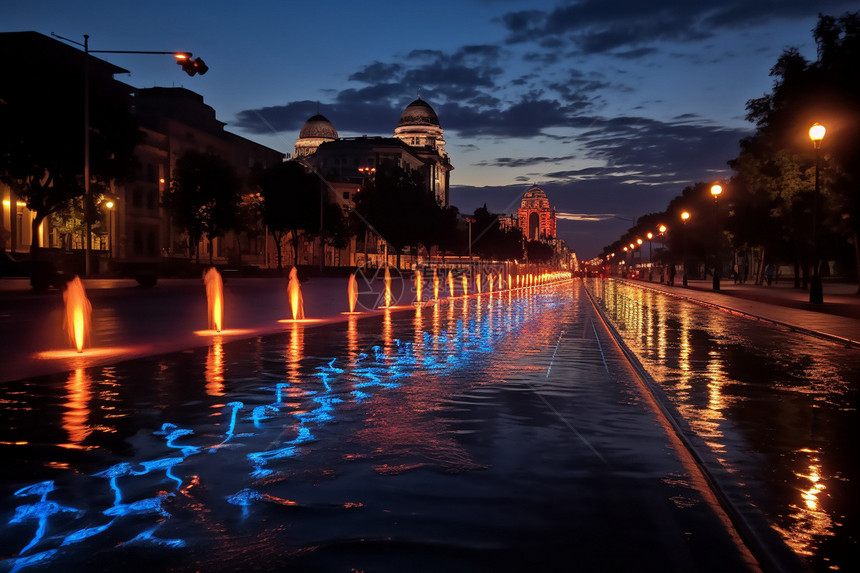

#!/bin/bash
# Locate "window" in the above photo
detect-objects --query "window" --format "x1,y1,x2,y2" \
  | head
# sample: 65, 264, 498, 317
343, 191, 350, 200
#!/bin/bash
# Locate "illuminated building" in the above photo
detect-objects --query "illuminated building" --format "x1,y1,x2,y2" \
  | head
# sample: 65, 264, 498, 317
517, 184, 557, 240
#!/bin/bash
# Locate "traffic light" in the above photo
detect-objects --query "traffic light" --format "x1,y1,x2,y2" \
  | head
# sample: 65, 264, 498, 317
175, 53, 208, 76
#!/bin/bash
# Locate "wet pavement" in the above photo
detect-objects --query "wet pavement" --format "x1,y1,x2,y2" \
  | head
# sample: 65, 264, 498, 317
587, 277, 859, 572
0, 278, 769, 572
618, 277, 860, 346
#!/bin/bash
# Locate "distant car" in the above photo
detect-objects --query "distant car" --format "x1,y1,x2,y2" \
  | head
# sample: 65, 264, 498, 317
0, 252, 65, 291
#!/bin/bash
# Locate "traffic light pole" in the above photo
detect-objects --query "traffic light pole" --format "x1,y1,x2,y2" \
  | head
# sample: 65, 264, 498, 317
52, 33, 206, 276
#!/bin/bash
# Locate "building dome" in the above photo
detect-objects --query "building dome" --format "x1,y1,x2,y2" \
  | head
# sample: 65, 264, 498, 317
397, 98, 440, 127
522, 184, 547, 201
299, 113, 338, 139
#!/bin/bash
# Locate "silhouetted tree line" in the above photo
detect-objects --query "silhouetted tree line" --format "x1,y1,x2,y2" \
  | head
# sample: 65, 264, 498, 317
603, 12, 860, 291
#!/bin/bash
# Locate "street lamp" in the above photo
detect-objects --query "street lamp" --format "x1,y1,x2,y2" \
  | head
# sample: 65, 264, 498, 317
646, 232, 653, 281
104, 200, 114, 259
658, 225, 667, 283
809, 123, 825, 304
710, 184, 723, 291
681, 211, 690, 286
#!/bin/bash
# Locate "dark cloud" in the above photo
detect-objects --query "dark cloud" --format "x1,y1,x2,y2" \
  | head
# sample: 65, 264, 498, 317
501, 0, 856, 55
348, 62, 404, 83
474, 155, 578, 168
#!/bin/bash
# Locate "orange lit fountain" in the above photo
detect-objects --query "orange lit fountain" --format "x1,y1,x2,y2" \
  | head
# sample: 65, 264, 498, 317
289, 266, 305, 319
343, 273, 360, 315
461, 274, 468, 297
433, 268, 440, 300
204, 267, 223, 333
475, 272, 482, 295
381, 266, 392, 308
64, 276, 91, 353
39, 276, 133, 361
279, 267, 319, 324
195, 268, 250, 336
414, 269, 423, 304
447, 270, 455, 298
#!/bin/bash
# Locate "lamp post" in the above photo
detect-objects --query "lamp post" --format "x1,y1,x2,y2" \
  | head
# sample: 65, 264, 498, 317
710, 184, 723, 291
658, 225, 667, 283
646, 232, 653, 281
809, 123, 825, 304
681, 211, 690, 286
104, 200, 114, 259
52, 33, 206, 276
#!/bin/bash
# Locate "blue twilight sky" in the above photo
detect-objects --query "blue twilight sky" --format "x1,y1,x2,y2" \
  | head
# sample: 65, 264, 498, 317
2, 0, 855, 258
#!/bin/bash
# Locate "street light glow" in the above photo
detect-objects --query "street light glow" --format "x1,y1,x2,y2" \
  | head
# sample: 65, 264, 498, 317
809, 123, 826, 147
710, 184, 722, 198
681, 211, 690, 221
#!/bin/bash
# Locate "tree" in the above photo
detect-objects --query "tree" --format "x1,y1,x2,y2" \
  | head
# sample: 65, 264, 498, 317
471, 204, 524, 261
254, 160, 344, 269
0, 42, 141, 256
739, 12, 860, 290
163, 150, 241, 263
525, 240, 554, 263
352, 161, 453, 268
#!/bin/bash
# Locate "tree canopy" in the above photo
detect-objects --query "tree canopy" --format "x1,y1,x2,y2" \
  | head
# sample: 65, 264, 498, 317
470, 204, 524, 261
0, 47, 141, 255
352, 161, 457, 266
253, 160, 345, 269
162, 150, 241, 262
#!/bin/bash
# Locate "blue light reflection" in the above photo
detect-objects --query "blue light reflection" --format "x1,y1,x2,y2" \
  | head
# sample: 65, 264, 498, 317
3, 287, 560, 570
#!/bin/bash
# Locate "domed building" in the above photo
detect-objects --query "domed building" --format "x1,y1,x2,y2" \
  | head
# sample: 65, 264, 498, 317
293, 113, 338, 157
393, 98, 446, 154
518, 184, 556, 241
293, 98, 453, 206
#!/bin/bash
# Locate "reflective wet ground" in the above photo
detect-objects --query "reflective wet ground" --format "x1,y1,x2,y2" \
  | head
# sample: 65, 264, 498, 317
1, 281, 754, 572
586, 278, 859, 572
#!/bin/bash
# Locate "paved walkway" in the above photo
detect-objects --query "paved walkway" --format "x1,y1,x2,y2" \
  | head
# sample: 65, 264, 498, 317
618, 277, 860, 347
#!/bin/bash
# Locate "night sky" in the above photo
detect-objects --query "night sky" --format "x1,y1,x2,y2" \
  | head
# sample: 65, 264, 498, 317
3, 0, 855, 258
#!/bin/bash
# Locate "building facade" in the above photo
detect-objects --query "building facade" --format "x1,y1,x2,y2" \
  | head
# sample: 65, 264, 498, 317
517, 184, 557, 241
1, 32, 284, 273
132, 87, 284, 266
294, 98, 453, 207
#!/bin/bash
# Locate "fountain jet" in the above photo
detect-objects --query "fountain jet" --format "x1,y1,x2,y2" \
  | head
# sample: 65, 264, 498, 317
382, 266, 392, 308
63, 276, 91, 353
414, 269, 423, 304
288, 267, 305, 320
204, 267, 224, 332
347, 274, 359, 313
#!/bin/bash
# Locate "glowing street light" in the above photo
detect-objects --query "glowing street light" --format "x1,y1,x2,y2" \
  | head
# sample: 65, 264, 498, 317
104, 200, 114, 259
710, 184, 723, 291
681, 211, 690, 286
646, 232, 653, 281
809, 123, 825, 304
